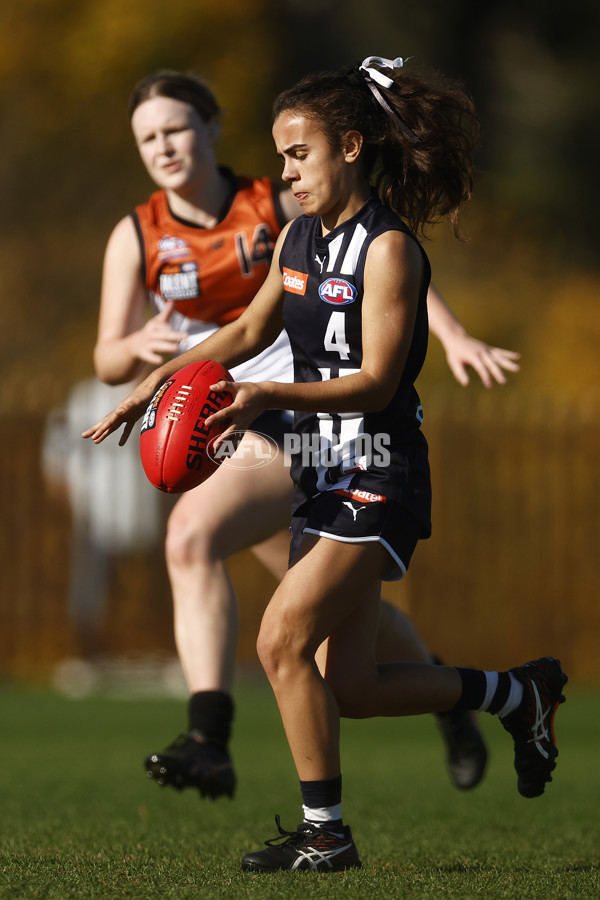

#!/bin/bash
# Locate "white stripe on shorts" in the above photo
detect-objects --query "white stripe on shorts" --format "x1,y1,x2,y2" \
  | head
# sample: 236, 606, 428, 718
303, 528, 408, 581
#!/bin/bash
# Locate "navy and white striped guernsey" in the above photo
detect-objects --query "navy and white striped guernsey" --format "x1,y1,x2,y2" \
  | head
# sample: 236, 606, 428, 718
280, 194, 432, 533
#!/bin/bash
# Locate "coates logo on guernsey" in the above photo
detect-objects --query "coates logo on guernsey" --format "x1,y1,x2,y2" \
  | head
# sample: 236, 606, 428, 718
282, 267, 308, 295
319, 278, 357, 306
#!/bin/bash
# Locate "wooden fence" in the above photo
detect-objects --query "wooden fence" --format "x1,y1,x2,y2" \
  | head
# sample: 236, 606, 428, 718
1, 389, 599, 685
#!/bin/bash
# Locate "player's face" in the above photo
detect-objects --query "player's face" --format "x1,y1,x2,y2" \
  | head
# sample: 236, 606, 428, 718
273, 112, 355, 224
131, 96, 218, 193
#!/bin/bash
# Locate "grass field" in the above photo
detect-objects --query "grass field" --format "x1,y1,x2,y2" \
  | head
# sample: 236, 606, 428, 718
1, 675, 599, 899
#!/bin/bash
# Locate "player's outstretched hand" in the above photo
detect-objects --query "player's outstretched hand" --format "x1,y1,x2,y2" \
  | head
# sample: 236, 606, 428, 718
444, 332, 521, 388
130, 301, 187, 366
82, 373, 163, 445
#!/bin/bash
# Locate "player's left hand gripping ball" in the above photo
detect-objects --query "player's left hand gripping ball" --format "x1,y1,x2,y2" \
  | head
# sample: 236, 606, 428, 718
140, 360, 233, 493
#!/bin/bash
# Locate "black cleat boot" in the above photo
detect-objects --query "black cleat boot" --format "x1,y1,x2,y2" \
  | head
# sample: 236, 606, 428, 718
241, 815, 362, 872
436, 707, 489, 790
144, 730, 236, 799
500, 656, 568, 798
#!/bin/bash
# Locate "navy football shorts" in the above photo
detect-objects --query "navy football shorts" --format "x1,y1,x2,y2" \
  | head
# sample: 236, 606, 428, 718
249, 410, 293, 448
289, 488, 428, 581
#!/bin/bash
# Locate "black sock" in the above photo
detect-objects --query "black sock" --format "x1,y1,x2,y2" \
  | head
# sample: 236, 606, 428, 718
188, 690, 234, 748
300, 775, 343, 833
453, 668, 513, 713
486, 672, 512, 714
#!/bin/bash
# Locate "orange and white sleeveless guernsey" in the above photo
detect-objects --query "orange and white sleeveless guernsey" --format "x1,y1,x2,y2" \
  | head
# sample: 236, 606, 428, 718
132, 173, 293, 384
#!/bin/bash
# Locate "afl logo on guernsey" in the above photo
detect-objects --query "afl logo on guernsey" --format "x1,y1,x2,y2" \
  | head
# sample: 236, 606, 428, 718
319, 278, 357, 305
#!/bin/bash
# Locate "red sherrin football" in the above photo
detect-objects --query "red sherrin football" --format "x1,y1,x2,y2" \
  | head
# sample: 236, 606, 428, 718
140, 360, 233, 493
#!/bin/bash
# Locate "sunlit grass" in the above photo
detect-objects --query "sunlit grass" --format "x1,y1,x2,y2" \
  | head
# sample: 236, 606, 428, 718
1, 678, 598, 898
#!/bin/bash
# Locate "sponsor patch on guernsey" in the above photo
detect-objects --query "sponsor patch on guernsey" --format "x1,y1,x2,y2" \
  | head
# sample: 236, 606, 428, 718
158, 235, 190, 260
319, 278, 357, 305
282, 267, 308, 295
334, 488, 387, 504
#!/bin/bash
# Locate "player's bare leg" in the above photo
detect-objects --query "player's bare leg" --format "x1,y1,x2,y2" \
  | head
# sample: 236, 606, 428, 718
316, 598, 487, 789
251, 529, 291, 582
371, 600, 488, 790
145, 434, 291, 797
254, 533, 565, 864
245, 534, 465, 871
259, 536, 461, 778
167, 434, 291, 692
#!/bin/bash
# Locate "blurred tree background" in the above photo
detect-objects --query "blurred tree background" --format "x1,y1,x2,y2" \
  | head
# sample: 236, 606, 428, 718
1, 0, 599, 682
2, 0, 599, 412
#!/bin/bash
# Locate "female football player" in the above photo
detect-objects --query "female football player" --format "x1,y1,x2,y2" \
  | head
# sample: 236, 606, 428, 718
92, 68, 522, 811
86, 56, 566, 870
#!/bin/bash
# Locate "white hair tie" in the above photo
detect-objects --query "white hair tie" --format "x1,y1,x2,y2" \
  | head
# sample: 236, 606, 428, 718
359, 56, 408, 89
358, 55, 419, 144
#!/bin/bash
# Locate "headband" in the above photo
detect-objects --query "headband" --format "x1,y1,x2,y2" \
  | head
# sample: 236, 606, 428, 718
358, 55, 420, 144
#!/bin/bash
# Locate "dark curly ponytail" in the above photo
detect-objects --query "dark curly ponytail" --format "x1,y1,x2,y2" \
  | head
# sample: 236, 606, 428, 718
272, 57, 480, 238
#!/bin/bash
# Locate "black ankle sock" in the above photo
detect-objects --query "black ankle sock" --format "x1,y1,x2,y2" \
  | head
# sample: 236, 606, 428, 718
453, 668, 512, 713
487, 672, 512, 714
300, 774, 342, 808
300, 775, 344, 833
453, 667, 488, 710
188, 691, 234, 747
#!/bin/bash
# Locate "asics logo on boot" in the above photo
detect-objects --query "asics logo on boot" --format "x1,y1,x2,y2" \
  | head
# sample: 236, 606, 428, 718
291, 842, 355, 871
527, 681, 551, 758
